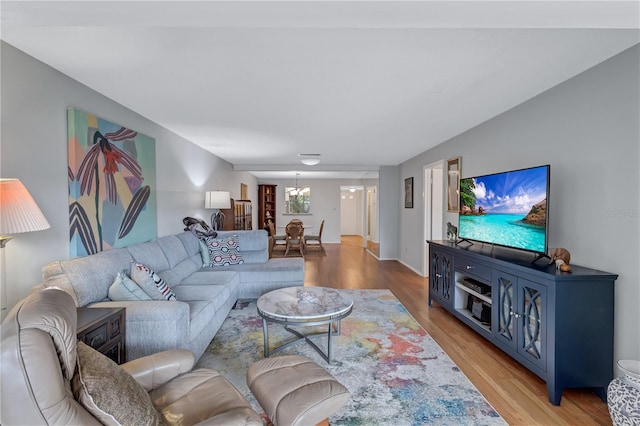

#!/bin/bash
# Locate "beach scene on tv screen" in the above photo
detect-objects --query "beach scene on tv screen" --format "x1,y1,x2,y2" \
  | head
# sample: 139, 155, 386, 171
459, 166, 548, 253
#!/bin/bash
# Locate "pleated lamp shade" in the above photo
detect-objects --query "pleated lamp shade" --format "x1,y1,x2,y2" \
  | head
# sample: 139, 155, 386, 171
0, 179, 50, 236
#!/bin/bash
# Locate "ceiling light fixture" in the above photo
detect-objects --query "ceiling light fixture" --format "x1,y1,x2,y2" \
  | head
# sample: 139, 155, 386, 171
299, 153, 321, 166
301, 158, 320, 166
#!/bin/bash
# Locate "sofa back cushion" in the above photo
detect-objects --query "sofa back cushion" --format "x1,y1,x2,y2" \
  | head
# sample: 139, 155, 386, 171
214, 230, 268, 264
126, 240, 182, 289
176, 232, 206, 265
42, 249, 134, 307
126, 241, 170, 274
156, 235, 200, 285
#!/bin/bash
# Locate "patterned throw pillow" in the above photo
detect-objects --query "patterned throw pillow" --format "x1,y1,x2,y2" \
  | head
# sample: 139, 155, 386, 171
72, 341, 160, 426
205, 235, 244, 267
130, 262, 177, 301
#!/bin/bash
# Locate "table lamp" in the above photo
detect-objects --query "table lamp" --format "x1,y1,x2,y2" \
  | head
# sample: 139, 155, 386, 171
0, 179, 51, 321
205, 190, 230, 231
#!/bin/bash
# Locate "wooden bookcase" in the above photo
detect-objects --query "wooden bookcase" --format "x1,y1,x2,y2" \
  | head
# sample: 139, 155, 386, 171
258, 184, 277, 229
221, 199, 252, 230
233, 200, 252, 230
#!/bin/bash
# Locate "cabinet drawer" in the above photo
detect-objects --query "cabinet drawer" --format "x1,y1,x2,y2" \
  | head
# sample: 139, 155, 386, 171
109, 316, 123, 339
82, 324, 108, 349
103, 341, 125, 364
456, 256, 492, 282
77, 307, 126, 364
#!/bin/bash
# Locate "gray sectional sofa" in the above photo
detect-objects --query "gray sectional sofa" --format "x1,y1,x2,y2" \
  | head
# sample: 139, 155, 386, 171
36, 230, 304, 362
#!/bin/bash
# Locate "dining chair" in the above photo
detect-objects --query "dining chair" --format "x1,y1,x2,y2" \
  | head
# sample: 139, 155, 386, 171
304, 219, 324, 252
268, 221, 287, 255
284, 221, 305, 257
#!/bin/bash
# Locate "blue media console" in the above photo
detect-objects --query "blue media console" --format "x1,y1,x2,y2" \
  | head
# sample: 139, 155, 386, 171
427, 240, 618, 405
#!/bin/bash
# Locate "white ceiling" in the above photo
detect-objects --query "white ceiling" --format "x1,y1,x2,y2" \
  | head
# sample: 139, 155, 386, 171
2, 1, 639, 179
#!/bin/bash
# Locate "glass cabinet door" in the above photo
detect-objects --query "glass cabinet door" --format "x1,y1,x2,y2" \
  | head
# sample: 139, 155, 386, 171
440, 254, 452, 306
518, 278, 546, 370
430, 251, 441, 297
494, 272, 547, 371
429, 250, 453, 307
496, 272, 516, 350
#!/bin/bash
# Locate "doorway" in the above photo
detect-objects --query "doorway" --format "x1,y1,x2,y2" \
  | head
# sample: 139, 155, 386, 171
340, 186, 364, 242
423, 161, 445, 275
339, 184, 378, 257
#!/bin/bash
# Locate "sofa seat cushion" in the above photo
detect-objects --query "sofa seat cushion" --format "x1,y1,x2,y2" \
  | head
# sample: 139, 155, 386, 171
172, 284, 231, 306
150, 369, 262, 425
207, 258, 304, 283
180, 270, 238, 286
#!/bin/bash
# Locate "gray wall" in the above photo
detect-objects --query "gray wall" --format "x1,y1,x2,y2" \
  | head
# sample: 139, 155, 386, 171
398, 45, 640, 362
1, 42, 257, 309
379, 165, 400, 259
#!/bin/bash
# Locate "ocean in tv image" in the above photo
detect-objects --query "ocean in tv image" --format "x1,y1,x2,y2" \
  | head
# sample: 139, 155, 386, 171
458, 165, 549, 253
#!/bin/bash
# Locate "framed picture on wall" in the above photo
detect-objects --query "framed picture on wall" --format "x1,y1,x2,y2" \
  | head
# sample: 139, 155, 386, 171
447, 157, 461, 212
404, 177, 414, 208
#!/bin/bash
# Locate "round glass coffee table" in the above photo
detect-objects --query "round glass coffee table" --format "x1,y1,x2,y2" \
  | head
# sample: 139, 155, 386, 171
257, 286, 353, 364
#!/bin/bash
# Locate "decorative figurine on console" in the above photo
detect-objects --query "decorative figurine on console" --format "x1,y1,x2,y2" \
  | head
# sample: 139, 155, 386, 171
549, 248, 572, 272
446, 222, 458, 241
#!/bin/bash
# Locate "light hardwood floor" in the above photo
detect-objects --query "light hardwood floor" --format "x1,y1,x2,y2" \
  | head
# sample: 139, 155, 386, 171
304, 236, 611, 425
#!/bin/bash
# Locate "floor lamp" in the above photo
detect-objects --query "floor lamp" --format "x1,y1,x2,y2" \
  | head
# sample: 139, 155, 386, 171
0, 179, 50, 321
205, 190, 230, 231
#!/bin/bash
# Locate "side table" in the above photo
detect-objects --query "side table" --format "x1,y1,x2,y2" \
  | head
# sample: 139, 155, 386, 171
77, 307, 126, 364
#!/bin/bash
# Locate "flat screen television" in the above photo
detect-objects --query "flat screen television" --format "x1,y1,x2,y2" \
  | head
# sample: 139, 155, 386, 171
458, 164, 550, 256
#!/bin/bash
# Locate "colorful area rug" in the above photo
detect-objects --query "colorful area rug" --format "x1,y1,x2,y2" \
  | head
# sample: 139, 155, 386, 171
195, 289, 506, 425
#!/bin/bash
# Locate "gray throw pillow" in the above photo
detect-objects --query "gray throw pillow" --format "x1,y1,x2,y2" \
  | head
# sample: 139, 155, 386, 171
108, 271, 152, 301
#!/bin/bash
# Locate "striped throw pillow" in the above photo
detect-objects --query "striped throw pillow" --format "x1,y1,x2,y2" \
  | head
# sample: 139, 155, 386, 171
130, 262, 177, 301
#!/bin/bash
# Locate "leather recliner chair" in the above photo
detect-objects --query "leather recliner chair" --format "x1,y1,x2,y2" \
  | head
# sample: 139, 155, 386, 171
0, 287, 262, 425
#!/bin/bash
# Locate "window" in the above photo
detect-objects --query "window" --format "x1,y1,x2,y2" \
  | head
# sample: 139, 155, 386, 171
285, 186, 311, 213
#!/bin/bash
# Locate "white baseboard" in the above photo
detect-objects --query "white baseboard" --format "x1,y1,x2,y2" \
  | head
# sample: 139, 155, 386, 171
397, 259, 427, 277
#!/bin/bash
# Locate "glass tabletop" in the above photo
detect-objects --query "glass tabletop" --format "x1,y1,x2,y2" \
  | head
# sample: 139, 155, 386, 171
257, 286, 353, 321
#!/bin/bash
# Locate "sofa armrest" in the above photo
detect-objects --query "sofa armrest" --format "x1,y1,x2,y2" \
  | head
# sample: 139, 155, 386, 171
89, 301, 190, 361
121, 349, 195, 391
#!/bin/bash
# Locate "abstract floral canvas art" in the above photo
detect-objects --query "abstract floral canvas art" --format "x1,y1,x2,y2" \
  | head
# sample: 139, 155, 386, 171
67, 108, 157, 257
